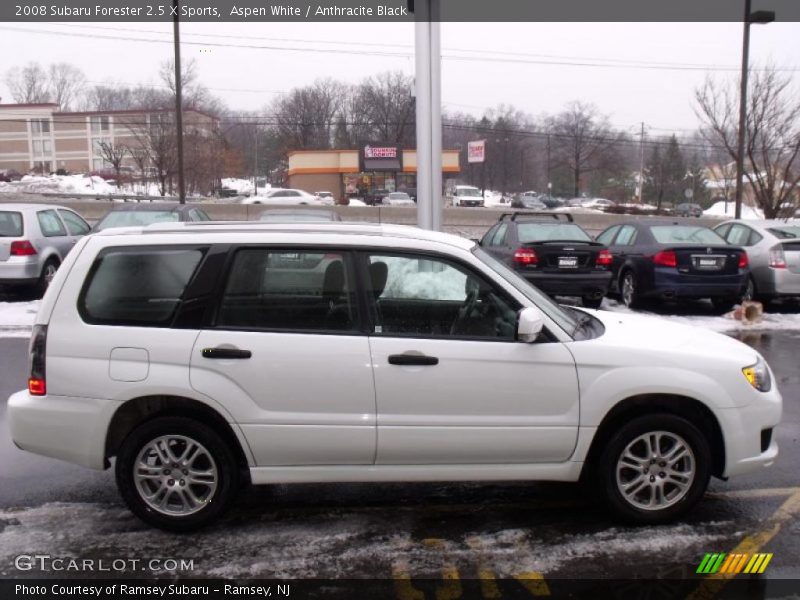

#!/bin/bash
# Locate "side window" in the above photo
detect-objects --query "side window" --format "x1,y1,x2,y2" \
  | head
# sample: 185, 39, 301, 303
726, 224, 752, 246
190, 208, 211, 221
37, 210, 67, 237
58, 210, 90, 236
80, 248, 204, 326
714, 223, 732, 240
596, 225, 620, 245
365, 253, 519, 340
615, 225, 637, 246
490, 223, 509, 246
748, 230, 763, 245
217, 249, 358, 332
480, 225, 498, 246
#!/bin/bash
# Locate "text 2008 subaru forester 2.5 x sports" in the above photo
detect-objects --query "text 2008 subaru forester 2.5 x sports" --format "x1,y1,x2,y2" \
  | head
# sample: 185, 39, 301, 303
8, 222, 781, 530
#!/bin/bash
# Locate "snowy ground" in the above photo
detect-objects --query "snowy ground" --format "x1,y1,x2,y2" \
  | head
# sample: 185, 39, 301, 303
704, 200, 764, 220
0, 300, 39, 338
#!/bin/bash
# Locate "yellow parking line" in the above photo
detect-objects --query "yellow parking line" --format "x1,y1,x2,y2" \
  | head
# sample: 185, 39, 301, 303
687, 487, 800, 600
513, 572, 551, 596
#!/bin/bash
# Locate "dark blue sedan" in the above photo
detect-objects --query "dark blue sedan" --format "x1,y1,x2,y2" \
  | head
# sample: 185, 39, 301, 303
596, 221, 749, 311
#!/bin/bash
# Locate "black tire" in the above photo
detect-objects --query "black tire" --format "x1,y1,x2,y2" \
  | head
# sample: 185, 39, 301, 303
620, 270, 641, 309
115, 416, 240, 532
36, 258, 59, 298
741, 276, 756, 303
582, 295, 604, 309
597, 414, 711, 525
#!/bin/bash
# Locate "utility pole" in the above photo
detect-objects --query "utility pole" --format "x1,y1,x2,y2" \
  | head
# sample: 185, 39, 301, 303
253, 127, 259, 196
637, 122, 645, 204
173, 0, 186, 204
546, 133, 551, 200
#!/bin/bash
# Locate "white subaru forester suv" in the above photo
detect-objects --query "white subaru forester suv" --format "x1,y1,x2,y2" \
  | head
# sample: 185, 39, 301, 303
8, 222, 781, 531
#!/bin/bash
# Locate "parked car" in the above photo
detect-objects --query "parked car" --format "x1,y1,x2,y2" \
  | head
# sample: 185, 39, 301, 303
258, 209, 342, 223
597, 221, 749, 311
0, 204, 91, 295
713, 219, 800, 306
364, 188, 391, 206
675, 203, 704, 218
405, 187, 417, 202
93, 203, 211, 232
540, 196, 565, 209
314, 191, 335, 204
451, 185, 485, 207
8, 221, 781, 530
242, 189, 327, 206
215, 187, 239, 198
564, 198, 586, 208
581, 198, 616, 211
382, 192, 415, 206
511, 195, 548, 210
479, 212, 612, 308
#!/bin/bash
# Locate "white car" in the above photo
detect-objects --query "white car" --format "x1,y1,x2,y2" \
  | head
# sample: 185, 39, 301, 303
8, 222, 781, 530
314, 191, 336, 205
451, 185, 485, 207
241, 188, 327, 206
581, 198, 616, 210
382, 192, 415, 206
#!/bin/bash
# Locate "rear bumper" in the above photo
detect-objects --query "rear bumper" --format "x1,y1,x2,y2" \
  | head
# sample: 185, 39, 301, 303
521, 270, 613, 297
759, 268, 800, 297
0, 257, 40, 285
649, 269, 747, 299
8, 390, 123, 470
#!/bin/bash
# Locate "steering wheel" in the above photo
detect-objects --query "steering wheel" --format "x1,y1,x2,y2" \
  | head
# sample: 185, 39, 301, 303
450, 287, 481, 335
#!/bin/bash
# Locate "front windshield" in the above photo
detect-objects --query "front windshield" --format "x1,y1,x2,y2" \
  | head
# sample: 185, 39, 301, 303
96, 211, 179, 230
473, 246, 579, 336
457, 188, 481, 197
650, 225, 725, 244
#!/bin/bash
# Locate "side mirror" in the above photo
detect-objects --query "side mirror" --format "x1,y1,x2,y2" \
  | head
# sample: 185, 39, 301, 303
517, 306, 544, 342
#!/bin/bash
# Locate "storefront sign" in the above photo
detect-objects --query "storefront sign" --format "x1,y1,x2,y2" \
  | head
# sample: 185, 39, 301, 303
468, 140, 486, 163
360, 143, 403, 171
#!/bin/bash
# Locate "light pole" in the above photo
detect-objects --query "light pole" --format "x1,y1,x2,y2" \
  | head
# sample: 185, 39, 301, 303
734, 0, 774, 219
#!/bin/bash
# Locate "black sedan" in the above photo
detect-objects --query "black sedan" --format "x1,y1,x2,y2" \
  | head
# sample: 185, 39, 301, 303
93, 203, 211, 232
596, 221, 749, 311
479, 212, 613, 308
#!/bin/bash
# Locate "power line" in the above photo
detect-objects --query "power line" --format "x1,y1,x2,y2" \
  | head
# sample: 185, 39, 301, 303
2, 25, 798, 73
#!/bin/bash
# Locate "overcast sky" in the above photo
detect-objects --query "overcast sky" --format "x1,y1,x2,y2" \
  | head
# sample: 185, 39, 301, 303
0, 21, 797, 133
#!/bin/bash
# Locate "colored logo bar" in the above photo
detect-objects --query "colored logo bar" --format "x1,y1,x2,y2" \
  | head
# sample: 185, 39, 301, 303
697, 553, 773, 575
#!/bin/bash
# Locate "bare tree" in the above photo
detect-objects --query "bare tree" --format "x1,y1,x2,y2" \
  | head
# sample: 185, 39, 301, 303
124, 113, 177, 196
96, 141, 129, 189
548, 101, 625, 197
128, 146, 151, 195
353, 71, 415, 146
47, 63, 86, 111
695, 66, 800, 219
5, 62, 50, 103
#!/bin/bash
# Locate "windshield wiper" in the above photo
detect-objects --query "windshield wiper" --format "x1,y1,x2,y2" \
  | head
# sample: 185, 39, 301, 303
570, 312, 592, 338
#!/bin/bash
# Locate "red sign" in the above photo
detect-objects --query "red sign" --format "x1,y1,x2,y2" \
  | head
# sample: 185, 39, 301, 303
468, 140, 485, 163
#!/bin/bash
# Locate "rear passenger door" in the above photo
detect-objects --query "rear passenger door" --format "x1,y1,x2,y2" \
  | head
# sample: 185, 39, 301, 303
57, 209, 91, 250
36, 209, 72, 259
189, 247, 377, 466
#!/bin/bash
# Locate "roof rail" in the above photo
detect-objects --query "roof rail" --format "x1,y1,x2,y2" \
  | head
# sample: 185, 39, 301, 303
498, 212, 573, 223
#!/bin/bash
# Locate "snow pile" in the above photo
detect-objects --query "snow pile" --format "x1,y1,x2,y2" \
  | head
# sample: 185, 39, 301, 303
221, 178, 256, 196
0, 300, 39, 337
0, 174, 117, 195
481, 191, 509, 208
600, 298, 800, 334
704, 201, 764, 220
381, 256, 467, 301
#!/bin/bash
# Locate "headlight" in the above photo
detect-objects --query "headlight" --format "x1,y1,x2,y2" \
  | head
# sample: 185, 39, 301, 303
742, 357, 772, 392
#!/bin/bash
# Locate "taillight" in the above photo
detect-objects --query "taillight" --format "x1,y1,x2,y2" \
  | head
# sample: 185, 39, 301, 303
513, 248, 538, 266
28, 324, 47, 396
653, 250, 677, 268
738, 252, 749, 269
596, 249, 613, 268
769, 247, 787, 269
10, 240, 37, 256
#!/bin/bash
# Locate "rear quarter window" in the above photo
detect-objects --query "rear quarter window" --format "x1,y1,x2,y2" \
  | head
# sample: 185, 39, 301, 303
37, 210, 67, 237
0, 211, 23, 237
79, 247, 205, 326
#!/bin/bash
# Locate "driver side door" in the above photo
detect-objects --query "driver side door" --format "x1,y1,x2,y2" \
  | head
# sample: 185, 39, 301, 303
362, 251, 580, 465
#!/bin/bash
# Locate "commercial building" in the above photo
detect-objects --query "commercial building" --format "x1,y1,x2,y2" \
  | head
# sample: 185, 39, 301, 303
0, 103, 218, 174
287, 145, 460, 202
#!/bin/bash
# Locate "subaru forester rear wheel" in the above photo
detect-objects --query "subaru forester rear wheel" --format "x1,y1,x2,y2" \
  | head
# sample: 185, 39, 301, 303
116, 417, 239, 531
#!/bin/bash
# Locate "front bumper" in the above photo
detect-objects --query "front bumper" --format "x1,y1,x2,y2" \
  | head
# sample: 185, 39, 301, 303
521, 270, 613, 297
716, 386, 782, 478
0, 257, 40, 285
8, 390, 123, 470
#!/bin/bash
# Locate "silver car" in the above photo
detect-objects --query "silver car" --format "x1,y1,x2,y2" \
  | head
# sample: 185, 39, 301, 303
714, 219, 800, 305
0, 203, 91, 295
